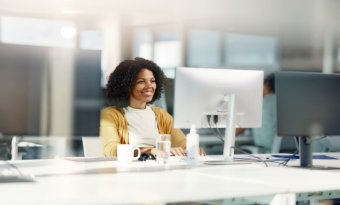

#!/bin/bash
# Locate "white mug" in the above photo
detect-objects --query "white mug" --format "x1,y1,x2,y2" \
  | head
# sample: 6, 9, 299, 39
117, 144, 141, 163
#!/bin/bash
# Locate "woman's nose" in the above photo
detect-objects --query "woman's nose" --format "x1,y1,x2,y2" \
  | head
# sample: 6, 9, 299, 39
145, 81, 154, 87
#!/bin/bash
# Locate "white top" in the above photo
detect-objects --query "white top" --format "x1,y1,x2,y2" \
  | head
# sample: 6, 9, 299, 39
123, 106, 159, 147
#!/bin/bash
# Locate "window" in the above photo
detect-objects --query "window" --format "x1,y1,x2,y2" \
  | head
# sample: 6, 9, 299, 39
1, 16, 76, 47
187, 30, 222, 67
80, 30, 103, 50
226, 33, 278, 66
154, 33, 180, 78
133, 28, 152, 59
133, 29, 180, 78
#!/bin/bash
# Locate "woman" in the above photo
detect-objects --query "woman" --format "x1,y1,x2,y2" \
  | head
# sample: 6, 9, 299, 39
100, 57, 188, 157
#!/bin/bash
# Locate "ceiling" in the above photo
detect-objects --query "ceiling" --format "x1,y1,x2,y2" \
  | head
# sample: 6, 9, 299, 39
0, 0, 337, 27
0, 0, 339, 70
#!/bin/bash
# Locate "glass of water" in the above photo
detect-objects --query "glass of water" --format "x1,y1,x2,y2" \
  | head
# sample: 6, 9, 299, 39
156, 134, 171, 164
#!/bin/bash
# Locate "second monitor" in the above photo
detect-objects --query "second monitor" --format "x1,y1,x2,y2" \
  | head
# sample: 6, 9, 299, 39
174, 67, 264, 160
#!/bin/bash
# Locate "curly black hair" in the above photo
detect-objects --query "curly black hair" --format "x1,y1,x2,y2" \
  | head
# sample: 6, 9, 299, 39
264, 73, 275, 93
106, 57, 167, 107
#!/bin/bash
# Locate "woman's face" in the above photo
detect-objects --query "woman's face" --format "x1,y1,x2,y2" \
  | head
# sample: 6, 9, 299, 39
129, 69, 156, 108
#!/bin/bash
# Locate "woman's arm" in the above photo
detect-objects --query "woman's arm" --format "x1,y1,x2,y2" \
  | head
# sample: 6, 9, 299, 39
100, 107, 127, 157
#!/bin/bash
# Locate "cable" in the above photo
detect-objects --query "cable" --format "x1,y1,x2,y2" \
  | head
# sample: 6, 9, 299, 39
279, 149, 299, 167
276, 135, 325, 167
206, 115, 211, 127
212, 115, 224, 142
213, 115, 218, 125
207, 114, 269, 167
213, 115, 224, 139
207, 115, 224, 142
310, 135, 327, 143
232, 146, 268, 167
213, 126, 224, 142
210, 115, 266, 166
3, 160, 24, 176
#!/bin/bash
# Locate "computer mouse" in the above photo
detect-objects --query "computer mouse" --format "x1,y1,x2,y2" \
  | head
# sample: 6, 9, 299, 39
138, 154, 156, 161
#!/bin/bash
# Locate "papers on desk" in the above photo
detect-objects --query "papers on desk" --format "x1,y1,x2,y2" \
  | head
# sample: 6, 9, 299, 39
271, 154, 339, 160
204, 161, 251, 165
202, 155, 254, 165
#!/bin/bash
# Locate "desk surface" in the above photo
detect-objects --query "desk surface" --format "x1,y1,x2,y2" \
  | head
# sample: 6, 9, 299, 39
1, 154, 340, 205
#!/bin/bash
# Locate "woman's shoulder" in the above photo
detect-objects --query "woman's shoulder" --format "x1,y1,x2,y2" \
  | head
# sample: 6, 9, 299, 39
101, 106, 125, 116
150, 106, 167, 114
151, 106, 172, 120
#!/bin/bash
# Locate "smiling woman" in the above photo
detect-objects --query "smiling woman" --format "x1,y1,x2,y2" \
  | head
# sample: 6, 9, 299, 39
100, 57, 188, 157
129, 69, 157, 109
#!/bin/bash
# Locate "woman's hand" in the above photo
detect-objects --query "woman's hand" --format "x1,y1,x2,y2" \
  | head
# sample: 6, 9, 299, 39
170, 147, 186, 156
139, 147, 155, 156
146, 147, 206, 157
199, 147, 206, 156
142, 147, 185, 156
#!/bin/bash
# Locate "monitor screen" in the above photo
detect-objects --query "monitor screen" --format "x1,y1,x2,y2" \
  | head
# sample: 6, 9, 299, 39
0, 44, 44, 136
276, 72, 340, 136
173, 67, 264, 129
276, 71, 340, 168
173, 67, 264, 161
0, 44, 103, 137
73, 49, 103, 137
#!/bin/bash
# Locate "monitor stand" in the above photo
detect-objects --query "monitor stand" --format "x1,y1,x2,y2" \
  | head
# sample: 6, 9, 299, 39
204, 94, 252, 165
223, 94, 237, 162
296, 136, 339, 170
205, 94, 241, 165
299, 136, 312, 168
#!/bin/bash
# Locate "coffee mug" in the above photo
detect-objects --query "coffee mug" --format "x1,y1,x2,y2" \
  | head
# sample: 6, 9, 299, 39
117, 144, 141, 163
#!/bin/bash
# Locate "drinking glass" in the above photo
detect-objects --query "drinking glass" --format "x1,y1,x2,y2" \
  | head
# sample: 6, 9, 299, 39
156, 134, 171, 164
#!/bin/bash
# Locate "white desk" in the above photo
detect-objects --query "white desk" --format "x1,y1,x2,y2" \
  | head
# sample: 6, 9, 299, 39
188, 162, 340, 202
0, 155, 340, 205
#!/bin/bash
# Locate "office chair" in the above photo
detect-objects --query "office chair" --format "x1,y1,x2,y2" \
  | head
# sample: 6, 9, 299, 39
82, 136, 104, 157
239, 135, 283, 154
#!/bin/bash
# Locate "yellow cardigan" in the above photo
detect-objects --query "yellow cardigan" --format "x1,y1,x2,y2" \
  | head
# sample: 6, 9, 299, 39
100, 106, 186, 157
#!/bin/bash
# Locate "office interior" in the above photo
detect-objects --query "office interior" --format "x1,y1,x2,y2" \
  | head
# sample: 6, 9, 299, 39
2, 1, 340, 205
1, 0, 340, 159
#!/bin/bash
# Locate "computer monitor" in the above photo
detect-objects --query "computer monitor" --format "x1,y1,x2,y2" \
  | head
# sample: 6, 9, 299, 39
174, 67, 264, 161
276, 71, 340, 168
0, 45, 103, 137
0, 44, 44, 136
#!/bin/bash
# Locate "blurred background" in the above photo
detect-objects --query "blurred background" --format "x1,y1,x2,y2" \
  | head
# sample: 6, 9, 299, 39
0, 0, 340, 159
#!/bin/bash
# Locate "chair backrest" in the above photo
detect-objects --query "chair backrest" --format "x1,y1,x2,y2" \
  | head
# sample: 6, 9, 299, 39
82, 137, 104, 157
239, 135, 283, 154
271, 136, 282, 153
278, 136, 298, 153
